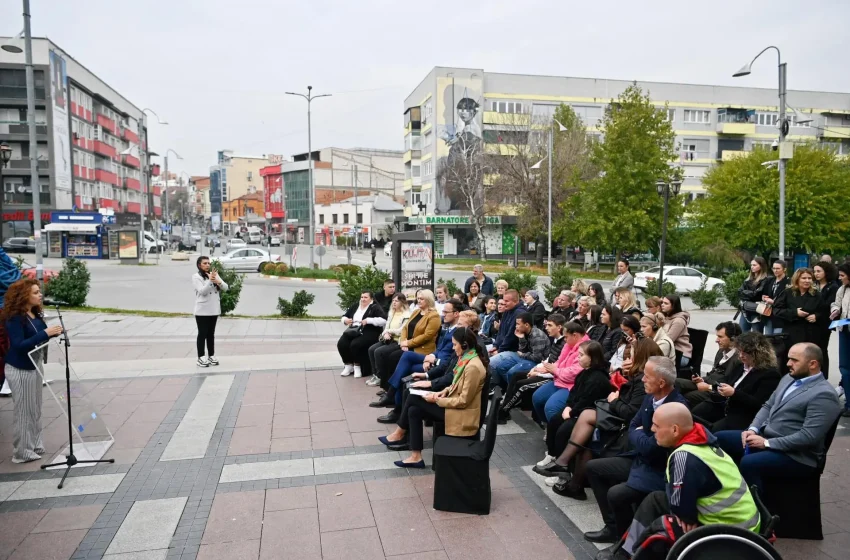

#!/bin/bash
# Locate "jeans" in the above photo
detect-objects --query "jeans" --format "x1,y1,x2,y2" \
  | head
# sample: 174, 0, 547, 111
388, 351, 426, 404
715, 429, 817, 491
531, 381, 570, 423
839, 329, 850, 408
489, 352, 537, 388
739, 314, 764, 334
763, 319, 782, 336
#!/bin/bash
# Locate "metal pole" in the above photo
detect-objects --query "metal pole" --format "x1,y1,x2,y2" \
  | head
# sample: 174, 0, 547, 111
658, 185, 670, 297
139, 122, 147, 263
307, 89, 314, 268
547, 125, 553, 276
778, 62, 787, 262
164, 155, 170, 250
23, 0, 42, 282
354, 164, 359, 251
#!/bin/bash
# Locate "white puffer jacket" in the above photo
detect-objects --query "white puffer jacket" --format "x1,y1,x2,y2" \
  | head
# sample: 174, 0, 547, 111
831, 284, 850, 331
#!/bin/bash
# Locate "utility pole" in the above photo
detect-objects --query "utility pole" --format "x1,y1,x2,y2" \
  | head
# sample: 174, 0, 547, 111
354, 164, 359, 250
777, 62, 787, 262
547, 124, 553, 276
23, 0, 42, 281
139, 122, 147, 263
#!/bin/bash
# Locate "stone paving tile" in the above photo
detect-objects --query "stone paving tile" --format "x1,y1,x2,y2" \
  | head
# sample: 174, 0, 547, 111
433, 517, 509, 560
316, 481, 375, 533
371, 498, 442, 557
201, 490, 264, 545
8, 529, 87, 560
320, 527, 384, 560
364, 478, 419, 502
227, 426, 272, 456
105, 497, 186, 556
31, 505, 104, 533
0, 509, 47, 558
196, 540, 259, 560
264, 486, 316, 512
269, 437, 312, 453
260, 508, 321, 560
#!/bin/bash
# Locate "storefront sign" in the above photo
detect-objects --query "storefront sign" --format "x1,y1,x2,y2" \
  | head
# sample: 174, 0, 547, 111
115, 213, 141, 228
2, 210, 51, 222
268, 154, 284, 165
408, 215, 501, 225
398, 241, 434, 295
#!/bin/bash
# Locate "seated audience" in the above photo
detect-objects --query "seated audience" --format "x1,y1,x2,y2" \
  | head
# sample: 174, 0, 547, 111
374, 298, 461, 409
531, 322, 589, 423
639, 313, 676, 361
555, 291, 577, 317
453, 290, 470, 310
434, 284, 450, 316
600, 305, 624, 365
490, 311, 550, 389
614, 287, 642, 320
644, 296, 662, 316
467, 280, 486, 313
610, 315, 641, 372
490, 289, 523, 355
338, 291, 388, 379
500, 313, 567, 423
540, 339, 663, 498
603, 403, 760, 560
536, 341, 612, 477
588, 282, 607, 307
373, 279, 396, 312
569, 296, 592, 328
572, 278, 589, 297
586, 305, 607, 343
691, 331, 781, 431
372, 290, 440, 398
715, 342, 841, 491
523, 289, 547, 329
675, 321, 742, 407
366, 293, 411, 387
380, 327, 488, 468
494, 279, 509, 301
464, 263, 494, 296
661, 294, 692, 368
478, 296, 498, 342
584, 357, 688, 544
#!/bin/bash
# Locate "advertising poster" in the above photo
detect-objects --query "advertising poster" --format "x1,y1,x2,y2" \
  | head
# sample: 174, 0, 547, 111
263, 173, 285, 218
49, 50, 72, 206
399, 241, 434, 298
118, 231, 139, 259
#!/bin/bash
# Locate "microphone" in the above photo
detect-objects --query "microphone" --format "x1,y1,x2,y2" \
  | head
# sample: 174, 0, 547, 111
43, 298, 70, 307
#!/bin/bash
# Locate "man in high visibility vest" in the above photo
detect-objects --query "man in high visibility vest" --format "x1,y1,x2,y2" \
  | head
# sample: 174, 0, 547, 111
596, 402, 759, 560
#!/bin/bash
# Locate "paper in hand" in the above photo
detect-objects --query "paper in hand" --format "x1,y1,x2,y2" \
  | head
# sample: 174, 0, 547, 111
829, 318, 850, 330
409, 389, 433, 397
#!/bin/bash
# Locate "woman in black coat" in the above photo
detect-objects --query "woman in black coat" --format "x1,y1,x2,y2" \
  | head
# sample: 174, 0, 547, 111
692, 331, 781, 431
337, 290, 388, 379
738, 257, 770, 333
814, 261, 839, 375
774, 267, 832, 376
599, 304, 624, 365
588, 282, 607, 307
586, 305, 608, 343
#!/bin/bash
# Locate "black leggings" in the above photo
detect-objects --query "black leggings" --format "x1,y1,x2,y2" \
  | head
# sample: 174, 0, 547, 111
196, 315, 218, 358
398, 394, 445, 451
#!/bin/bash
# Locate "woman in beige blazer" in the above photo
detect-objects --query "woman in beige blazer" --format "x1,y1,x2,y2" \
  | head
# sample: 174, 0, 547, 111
381, 327, 487, 468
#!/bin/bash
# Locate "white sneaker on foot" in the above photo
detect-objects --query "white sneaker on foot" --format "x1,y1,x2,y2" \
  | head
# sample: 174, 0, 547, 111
208, 356, 219, 366
340, 365, 354, 377
545, 476, 560, 487
536, 454, 555, 468
353, 365, 363, 378
366, 375, 380, 386
197, 357, 210, 368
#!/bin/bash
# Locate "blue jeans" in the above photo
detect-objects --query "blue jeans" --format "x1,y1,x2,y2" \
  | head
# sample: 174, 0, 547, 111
839, 329, 850, 409
739, 314, 764, 334
715, 430, 816, 491
489, 352, 537, 388
531, 381, 570, 423
762, 319, 782, 336
388, 352, 426, 404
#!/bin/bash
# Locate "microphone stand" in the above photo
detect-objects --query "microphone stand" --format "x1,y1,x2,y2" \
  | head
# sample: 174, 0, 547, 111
41, 303, 114, 488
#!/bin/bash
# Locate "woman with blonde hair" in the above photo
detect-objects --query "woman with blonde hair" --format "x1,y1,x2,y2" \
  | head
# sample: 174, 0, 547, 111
614, 287, 641, 319
644, 296, 662, 316
571, 279, 588, 297
494, 279, 509, 300
639, 312, 676, 360
367, 293, 411, 387
774, 267, 832, 376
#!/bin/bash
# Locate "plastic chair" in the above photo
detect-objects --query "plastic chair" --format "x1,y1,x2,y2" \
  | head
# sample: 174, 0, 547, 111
431, 387, 502, 515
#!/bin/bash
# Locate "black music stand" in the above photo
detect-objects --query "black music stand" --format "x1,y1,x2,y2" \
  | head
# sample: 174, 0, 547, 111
40, 304, 114, 488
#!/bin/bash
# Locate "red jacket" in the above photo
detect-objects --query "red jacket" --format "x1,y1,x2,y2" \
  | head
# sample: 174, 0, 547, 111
553, 335, 590, 389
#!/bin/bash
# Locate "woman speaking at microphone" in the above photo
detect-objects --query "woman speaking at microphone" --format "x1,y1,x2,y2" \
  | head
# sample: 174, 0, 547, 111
3, 278, 63, 463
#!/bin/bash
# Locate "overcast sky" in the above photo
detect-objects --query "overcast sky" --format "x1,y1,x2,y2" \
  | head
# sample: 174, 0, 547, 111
12, 0, 850, 176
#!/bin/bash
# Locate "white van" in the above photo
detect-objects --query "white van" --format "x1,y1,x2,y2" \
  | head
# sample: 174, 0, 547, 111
143, 232, 165, 253
247, 229, 263, 244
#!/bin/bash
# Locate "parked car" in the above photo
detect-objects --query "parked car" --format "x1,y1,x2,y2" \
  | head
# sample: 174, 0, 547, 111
227, 238, 247, 251
214, 248, 281, 272
205, 236, 221, 248
20, 262, 58, 284
269, 236, 282, 247
143, 232, 165, 254
2, 237, 36, 253
634, 266, 725, 294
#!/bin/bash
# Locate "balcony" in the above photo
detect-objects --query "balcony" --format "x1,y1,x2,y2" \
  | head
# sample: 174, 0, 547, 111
126, 202, 141, 214
4, 158, 49, 171
94, 169, 120, 187
74, 136, 94, 151
122, 128, 139, 143
819, 125, 850, 140
403, 150, 422, 163
93, 141, 117, 158
719, 150, 748, 161
124, 177, 141, 191
71, 102, 92, 122
122, 154, 140, 168
716, 122, 755, 135
153, 186, 162, 196
716, 108, 756, 135
96, 113, 117, 135
483, 112, 531, 126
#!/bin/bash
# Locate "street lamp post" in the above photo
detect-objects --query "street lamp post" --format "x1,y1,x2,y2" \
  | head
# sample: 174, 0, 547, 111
163, 149, 182, 252
655, 179, 682, 297
285, 86, 331, 268
733, 46, 788, 261
139, 109, 168, 264
530, 119, 567, 275
0, 142, 11, 245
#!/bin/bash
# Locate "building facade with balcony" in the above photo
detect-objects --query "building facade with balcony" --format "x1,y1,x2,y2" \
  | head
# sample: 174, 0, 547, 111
402, 66, 850, 256
0, 37, 158, 239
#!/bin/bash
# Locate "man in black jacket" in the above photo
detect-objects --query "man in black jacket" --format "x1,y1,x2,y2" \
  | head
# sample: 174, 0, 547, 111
675, 322, 741, 407
373, 280, 396, 313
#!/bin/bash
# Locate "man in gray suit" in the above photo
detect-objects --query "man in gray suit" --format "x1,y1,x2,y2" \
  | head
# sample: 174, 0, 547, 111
715, 342, 841, 490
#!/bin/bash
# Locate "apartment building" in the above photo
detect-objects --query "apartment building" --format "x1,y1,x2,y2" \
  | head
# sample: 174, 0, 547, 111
402, 66, 850, 256
207, 151, 268, 233
0, 37, 158, 239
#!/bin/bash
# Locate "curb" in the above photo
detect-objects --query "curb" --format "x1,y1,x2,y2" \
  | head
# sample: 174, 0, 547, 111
259, 274, 340, 284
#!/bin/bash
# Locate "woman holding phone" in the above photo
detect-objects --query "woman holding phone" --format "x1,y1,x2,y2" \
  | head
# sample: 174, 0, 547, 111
193, 256, 228, 367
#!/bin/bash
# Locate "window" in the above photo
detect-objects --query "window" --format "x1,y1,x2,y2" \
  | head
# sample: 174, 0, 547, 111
319, 214, 325, 224
412, 165, 420, 178
332, 214, 338, 224
683, 110, 711, 124
572, 105, 603, 127
490, 101, 524, 114
423, 131, 433, 149
355, 213, 362, 224
422, 102, 433, 122
343, 213, 349, 223
423, 159, 434, 176
681, 143, 697, 160
663, 108, 675, 122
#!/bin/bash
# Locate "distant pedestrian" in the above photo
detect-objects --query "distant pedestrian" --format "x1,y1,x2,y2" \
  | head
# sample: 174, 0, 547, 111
193, 256, 228, 368
371, 242, 377, 266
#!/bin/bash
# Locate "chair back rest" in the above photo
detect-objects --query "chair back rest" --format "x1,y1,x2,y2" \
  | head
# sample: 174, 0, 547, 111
688, 327, 709, 376
818, 417, 841, 474
749, 485, 779, 538
482, 387, 502, 459
765, 333, 790, 376
479, 369, 490, 428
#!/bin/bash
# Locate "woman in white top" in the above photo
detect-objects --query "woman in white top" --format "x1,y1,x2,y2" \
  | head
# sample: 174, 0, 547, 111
366, 293, 411, 387
193, 256, 229, 367
639, 312, 676, 361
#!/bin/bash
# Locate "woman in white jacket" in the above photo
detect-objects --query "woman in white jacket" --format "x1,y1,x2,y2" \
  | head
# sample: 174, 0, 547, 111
193, 256, 228, 367
830, 262, 850, 414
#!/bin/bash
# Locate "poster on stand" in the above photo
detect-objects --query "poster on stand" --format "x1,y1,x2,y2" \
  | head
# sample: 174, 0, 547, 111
398, 240, 434, 299
118, 230, 139, 259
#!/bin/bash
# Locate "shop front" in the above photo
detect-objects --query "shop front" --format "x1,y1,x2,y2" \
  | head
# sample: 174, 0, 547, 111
405, 215, 517, 258
45, 211, 114, 259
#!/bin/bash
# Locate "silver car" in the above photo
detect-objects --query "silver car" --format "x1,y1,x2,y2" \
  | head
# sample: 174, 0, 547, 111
227, 238, 247, 251
215, 248, 280, 272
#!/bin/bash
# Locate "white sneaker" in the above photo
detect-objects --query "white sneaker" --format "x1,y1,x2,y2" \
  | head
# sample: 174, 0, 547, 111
365, 375, 380, 386
545, 476, 560, 487
197, 357, 210, 368
353, 365, 363, 378
340, 365, 354, 377
536, 454, 555, 468
837, 385, 844, 397
208, 356, 219, 366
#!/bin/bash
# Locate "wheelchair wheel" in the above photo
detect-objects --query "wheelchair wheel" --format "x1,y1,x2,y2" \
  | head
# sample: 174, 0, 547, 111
667, 524, 782, 560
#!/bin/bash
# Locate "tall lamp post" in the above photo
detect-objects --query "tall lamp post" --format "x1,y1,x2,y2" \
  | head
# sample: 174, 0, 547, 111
655, 179, 682, 297
139, 109, 168, 264
733, 46, 788, 261
163, 148, 182, 252
530, 118, 567, 275
285, 86, 331, 268
0, 143, 11, 245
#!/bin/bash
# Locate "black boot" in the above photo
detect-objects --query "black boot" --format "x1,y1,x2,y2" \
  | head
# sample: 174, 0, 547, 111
584, 525, 618, 544
370, 388, 395, 408
497, 408, 511, 425
377, 407, 400, 424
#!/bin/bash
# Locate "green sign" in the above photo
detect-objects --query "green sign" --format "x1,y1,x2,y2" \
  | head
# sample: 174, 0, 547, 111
408, 215, 502, 225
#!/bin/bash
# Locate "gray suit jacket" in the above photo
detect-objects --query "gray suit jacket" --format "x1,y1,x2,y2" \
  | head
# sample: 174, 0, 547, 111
751, 374, 841, 468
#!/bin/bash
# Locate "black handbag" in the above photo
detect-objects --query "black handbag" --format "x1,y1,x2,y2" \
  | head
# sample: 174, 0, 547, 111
594, 399, 626, 433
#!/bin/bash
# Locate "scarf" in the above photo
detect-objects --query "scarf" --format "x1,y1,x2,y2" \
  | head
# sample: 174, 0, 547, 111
451, 349, 477, 386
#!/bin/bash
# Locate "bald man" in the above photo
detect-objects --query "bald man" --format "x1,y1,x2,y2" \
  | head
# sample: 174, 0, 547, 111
596, 403, 759, 560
